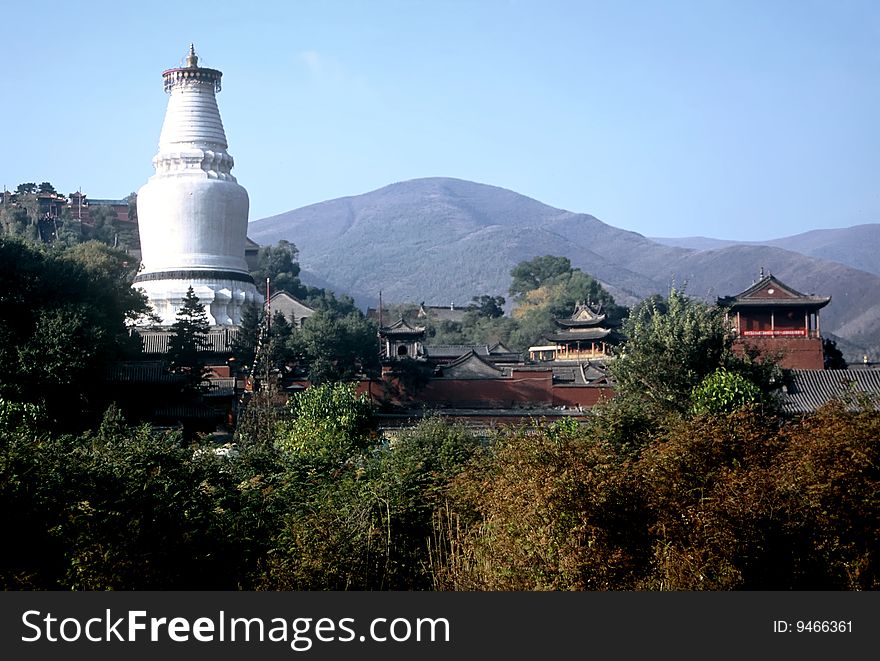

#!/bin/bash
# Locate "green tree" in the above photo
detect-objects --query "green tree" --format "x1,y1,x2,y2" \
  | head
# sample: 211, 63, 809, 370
290, 309, 380, 383
276, 382, 374, 464
508, 255, 572, 300
230, 300, 262, 371
611, 288, 730, 414
467, 294, 505, 319
507, 258, 625, 351
0, 239, 149, 428
167, 286, 211, 392
691, 368, 764, 415
124, 191, 138, 223
253, 240, 303, 297
822, 338, 847, 369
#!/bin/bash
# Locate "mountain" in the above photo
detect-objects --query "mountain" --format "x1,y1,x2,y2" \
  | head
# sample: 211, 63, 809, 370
249, 177, 880, 360
653, 224, 880, 277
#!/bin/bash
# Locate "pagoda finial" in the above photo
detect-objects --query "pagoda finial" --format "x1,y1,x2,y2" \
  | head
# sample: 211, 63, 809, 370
186, 43, 199, 68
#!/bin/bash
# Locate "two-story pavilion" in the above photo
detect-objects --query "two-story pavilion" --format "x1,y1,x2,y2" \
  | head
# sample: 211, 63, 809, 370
529, 301, 617, 362
717, 273, 831, 370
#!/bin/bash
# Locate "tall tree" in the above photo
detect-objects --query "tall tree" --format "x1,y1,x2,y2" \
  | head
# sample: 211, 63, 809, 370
467, 294, 506, 319
290, 310, 380, 384
610, 289, 731, 414
167, 287, 211, 393
508, 255, 572, 300
124, 192, 138, 223
253, 240, 303, 297
0, 238, 149, 429
507, 257, 625, 350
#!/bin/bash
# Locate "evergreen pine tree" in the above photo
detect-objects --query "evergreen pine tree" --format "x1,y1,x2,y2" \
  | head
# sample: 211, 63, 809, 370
230, 300, 261, 371
167, 286, 211, 392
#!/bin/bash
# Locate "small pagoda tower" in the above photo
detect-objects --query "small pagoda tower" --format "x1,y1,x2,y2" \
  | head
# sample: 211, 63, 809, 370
529, 301, 616, 362
379, 318, 426, 360
717, 273, 831, 369
134, 45, 260, 326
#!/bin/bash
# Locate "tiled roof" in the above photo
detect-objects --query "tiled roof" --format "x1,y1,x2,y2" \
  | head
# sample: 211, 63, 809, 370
135, 328, 240, 355
489, 342, 513, 354
551, 361, 614, 386
379, 318, 426, 336
107, 361, 184, 384
718, 274, 831, 309
554, 301, 609, 328
546, 328, 612, 342
780, 368, 880, 414
439, 350, 507, 379
425, 344, 490, 358
417, 304, 468, 323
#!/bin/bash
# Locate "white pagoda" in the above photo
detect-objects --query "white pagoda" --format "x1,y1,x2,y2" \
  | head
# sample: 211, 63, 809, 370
134, 45, 260, 326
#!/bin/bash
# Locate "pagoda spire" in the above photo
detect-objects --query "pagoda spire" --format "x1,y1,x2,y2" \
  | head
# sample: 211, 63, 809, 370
185, 43, 198, 68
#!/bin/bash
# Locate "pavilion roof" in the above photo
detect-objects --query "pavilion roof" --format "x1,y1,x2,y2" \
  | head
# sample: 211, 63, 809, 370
545, 328, 612, 342
379, 317, 426, 336
554, 300, 608, 328
717, 274, 831, 310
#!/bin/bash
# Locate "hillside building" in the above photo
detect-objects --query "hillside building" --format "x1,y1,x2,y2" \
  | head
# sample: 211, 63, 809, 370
67, 192, 131, 224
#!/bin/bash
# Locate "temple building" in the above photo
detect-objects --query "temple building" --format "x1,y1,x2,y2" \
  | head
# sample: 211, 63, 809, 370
134, 45, 260, 326
717, 273, 831, 370
528, 301, 617, 362
378, 318, 426, 359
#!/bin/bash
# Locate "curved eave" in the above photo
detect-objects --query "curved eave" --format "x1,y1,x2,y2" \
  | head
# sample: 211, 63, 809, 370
556, 315, 607, 327
718, 297, 831, 311
545, 329, 612, 342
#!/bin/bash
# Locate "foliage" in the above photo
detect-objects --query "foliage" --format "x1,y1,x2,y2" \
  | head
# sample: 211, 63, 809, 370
434, 428, 648, 590
229, 300, 262, 371
276, 382, 375, 464
508, 263, 625, 351
166, 286, 212, 392
124, 192, 138, 223
1, 392, 876, 591
823, 338, 848, 369
0, 238, 148, 429
508, 255, 573, 300
253, 240, 302, 297
290, 309, 380, 383
691, 368, 764, 416
611, 288, 730, 414
84, 204, 138, 250
0, 408, 279, 589
260, 414, 481, 590
1, 183, 136, 250
435, 405, 880, 591
383, 357, 434, 403
467, 294, 506, 319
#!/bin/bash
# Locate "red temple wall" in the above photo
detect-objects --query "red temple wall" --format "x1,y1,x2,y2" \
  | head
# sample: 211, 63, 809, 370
359, 370, 614, 409
733, 337, 824, 370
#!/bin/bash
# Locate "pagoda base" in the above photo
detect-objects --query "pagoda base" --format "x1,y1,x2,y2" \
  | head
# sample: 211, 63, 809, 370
134, 274, 262, 326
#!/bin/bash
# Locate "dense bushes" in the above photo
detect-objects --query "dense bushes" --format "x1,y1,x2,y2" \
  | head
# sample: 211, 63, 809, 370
433, 404, 878, 590
1, 395, 876, 590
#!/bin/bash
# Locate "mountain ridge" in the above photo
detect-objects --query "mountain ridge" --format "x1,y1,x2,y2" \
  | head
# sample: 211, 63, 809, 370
249, 177, 880, 360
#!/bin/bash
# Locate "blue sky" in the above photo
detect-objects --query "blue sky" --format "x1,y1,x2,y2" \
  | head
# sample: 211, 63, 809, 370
3, 0, 879, 240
